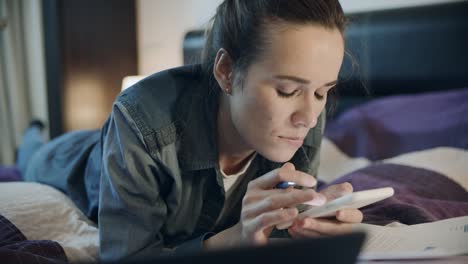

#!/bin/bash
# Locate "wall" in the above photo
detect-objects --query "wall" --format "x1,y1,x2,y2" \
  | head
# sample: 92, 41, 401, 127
136, 0, 222, 75
136, 0, 464, 75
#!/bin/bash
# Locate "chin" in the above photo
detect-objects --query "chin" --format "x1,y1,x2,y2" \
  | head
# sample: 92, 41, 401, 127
259, 147, 297, 163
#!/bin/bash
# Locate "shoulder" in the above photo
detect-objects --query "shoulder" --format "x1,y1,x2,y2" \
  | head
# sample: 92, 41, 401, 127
112, 64, 204, 149
106, 65, 207, 156
117, 65, 202, 124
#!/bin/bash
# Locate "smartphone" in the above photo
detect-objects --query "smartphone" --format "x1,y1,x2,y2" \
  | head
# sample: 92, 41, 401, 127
276, 187, 395, 230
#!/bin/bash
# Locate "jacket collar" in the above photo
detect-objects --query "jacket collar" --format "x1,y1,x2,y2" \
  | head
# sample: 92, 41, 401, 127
176, 66, 220, 171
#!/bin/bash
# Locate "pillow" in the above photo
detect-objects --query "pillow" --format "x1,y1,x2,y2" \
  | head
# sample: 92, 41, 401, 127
325, 88, 468, 160
0, 182, 99, 263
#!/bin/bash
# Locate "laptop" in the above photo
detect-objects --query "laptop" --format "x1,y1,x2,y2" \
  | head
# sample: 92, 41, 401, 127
123, 232, 366, 264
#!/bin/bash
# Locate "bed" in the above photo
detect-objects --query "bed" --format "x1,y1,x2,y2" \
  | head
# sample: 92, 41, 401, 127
1, 1, 468, 263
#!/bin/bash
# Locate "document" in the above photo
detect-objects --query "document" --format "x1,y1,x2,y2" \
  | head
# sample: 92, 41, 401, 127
353, 216, 468, 260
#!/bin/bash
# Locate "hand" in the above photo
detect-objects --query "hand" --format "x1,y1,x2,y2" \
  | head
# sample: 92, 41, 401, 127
237, 162, 327, 245
287, 182, 364, 238
204, 162, 326, 249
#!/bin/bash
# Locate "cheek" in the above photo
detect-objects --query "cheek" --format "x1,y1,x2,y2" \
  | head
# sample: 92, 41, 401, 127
239, 96, 272, 129
245, 91, 292, 134
231, 88, 275, 134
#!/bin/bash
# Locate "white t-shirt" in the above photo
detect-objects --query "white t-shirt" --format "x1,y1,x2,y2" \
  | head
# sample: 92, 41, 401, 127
216, 153, 257, 226
220, 153, 257, 196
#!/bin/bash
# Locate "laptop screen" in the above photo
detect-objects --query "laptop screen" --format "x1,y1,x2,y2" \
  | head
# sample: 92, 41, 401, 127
120, 232, 365, 264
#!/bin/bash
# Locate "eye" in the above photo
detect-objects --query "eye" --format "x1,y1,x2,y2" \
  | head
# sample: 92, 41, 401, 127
315, 92, 325, 100
277, 89, 299, 98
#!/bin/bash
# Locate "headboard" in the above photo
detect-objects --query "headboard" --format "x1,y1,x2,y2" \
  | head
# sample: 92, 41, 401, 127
183, 1, 468, 116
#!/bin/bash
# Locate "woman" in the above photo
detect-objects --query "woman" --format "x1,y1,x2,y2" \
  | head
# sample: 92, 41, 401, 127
18, 0, 363, 261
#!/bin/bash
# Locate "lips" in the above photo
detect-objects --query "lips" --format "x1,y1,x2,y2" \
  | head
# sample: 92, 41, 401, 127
278, 136, 305, 147
281, 136, 305, 141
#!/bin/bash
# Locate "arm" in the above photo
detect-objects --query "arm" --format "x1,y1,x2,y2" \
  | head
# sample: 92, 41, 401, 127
98, 102, 210, 262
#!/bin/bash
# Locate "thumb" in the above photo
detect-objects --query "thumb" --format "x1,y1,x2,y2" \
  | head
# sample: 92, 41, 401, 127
281, 162, 296, 171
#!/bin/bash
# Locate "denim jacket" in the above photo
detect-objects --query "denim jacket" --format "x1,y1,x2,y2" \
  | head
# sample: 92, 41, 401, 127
24, 64, 325, 262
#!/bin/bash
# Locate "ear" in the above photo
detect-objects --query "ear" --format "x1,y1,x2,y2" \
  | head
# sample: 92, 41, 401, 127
213, 48, 234, 95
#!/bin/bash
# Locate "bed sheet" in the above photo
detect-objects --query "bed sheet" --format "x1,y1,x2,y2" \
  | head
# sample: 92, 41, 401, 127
0, 182, 99, 263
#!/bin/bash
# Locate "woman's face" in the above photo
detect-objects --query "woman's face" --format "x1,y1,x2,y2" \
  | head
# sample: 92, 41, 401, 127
227, 23, 344, 162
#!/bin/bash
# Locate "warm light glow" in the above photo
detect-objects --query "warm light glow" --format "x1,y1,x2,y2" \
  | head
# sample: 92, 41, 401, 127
122, 76, 145, 91
64, 73, 108, 131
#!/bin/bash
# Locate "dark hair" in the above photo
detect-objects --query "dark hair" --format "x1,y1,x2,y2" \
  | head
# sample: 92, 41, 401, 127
201, 0, 348, 94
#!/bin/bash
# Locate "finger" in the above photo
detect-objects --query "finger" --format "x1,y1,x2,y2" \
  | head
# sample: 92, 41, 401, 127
295, 217, 354, 236
336, 208, 363, 223
288, 225, 322, 239
242, 187, 300, 206
275, 219, 294, 230
282, 162, 295, 171
248, 162, 317, 190
243, 189, 326, 218
250, 207, 298, 231
293, 170, 320, 188
319, 182, 353, 201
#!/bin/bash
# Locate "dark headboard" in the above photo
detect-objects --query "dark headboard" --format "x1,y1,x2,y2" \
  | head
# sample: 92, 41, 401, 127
340, 1, 468, 96
183, 1, 468, 115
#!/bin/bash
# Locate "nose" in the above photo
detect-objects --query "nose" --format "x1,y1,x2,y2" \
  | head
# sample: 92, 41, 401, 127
292, 110, 318, 129
293, 114, 317, 129
291, 95, 319, 129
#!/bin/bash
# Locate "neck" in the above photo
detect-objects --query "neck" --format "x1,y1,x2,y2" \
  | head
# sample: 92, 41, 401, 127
217, 94, 255, 175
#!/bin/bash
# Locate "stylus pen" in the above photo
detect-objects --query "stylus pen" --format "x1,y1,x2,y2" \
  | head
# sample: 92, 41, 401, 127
275, 181, 296, 189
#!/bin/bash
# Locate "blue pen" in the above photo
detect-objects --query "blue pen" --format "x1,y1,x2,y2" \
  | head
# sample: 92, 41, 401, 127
275, 181, 296, 189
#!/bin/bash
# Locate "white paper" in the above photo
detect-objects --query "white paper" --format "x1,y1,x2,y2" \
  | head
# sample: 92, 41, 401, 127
353, 216, 468, 260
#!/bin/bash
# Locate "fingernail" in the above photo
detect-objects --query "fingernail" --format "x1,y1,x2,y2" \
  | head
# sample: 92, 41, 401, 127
304, 195, 326, 206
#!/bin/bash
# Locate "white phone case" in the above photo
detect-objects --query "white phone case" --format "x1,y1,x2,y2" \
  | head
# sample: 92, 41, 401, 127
276, 187, 395, 230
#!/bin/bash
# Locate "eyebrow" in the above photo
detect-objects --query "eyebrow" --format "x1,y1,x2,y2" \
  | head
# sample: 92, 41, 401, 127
274, 75, 337, 87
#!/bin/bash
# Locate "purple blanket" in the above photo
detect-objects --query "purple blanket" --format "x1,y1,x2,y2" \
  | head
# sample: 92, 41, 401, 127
0, 166, 21, 182
319, 164, 468, 225
325, 88, 468, 160
322, 88, 468, 225
0, 214, 68, 264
